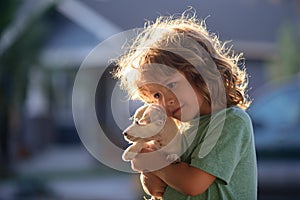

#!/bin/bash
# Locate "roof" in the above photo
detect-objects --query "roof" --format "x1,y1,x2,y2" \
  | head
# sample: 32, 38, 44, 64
40, 0, 299, 66
84, 0, 298, 42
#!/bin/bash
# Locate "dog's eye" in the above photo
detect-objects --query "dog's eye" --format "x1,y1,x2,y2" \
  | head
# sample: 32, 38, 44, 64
135, 118, 149, 126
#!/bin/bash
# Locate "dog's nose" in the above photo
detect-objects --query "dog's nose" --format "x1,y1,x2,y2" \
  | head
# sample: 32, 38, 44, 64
123, 132, 128, 136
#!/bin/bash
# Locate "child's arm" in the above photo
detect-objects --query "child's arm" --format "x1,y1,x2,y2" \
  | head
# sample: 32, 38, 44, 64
132, 151, 215, 196
153, 162, 215, 196
140, 172, 167, 198
138, 147, 167, 198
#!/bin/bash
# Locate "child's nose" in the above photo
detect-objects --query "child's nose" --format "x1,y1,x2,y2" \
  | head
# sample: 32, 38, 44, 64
160, 94, 175, 107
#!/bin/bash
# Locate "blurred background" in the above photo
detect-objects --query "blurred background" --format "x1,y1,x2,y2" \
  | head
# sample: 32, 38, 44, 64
0, 0, 300, 199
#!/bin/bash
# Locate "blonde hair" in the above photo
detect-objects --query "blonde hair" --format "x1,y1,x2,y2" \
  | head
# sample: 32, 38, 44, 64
113, 10, 251, 110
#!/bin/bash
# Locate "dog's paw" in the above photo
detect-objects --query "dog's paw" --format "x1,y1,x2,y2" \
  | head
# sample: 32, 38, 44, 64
122, 151, 138, 161
151, 140, 162, 150
166, 154, 180, 163
146, 196, 162, 200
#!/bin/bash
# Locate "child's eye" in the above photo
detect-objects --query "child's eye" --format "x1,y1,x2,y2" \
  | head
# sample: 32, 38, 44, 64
166, 82, 176, 89
153, 92, 161, 99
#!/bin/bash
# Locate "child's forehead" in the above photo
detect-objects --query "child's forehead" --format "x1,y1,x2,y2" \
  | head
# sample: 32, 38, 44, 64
139, 83, 162, 92
139, 69, 185, 85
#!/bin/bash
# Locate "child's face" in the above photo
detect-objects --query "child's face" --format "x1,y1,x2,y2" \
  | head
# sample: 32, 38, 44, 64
139, 71, 211, 122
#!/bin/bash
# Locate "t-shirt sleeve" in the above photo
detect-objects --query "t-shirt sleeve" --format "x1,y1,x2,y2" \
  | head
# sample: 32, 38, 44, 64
190, 111, 252, 185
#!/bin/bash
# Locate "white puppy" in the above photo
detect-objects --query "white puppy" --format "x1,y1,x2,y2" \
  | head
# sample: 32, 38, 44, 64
122, 104, 181, 162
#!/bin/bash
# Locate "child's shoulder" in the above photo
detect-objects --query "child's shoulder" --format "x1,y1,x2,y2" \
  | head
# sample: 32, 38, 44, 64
224, 106, 252, 125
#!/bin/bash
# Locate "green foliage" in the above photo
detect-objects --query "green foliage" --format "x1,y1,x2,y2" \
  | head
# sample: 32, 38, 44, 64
267, 23, 300, 83
0, 8, 50, 103
0, 2, 52, 170
0, 0, 20, 35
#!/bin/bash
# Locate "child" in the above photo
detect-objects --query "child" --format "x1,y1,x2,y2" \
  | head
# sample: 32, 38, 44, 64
113, 10, 257, 200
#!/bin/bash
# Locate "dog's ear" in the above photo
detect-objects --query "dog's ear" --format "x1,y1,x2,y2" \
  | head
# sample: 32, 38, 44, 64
155, 119, 164, 126
147, 104, 166, 124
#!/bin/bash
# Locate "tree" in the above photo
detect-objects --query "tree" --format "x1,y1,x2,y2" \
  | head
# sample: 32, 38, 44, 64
0, 0, 50, 176
267, 23, 300, 83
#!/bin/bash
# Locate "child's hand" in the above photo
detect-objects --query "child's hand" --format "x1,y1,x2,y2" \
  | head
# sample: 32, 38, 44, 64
131, 147, 170, 172
141, 172, 167, 198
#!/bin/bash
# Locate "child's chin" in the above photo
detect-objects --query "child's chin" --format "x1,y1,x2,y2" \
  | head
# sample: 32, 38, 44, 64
176, 115, 194, 122
173, 115, 186, 122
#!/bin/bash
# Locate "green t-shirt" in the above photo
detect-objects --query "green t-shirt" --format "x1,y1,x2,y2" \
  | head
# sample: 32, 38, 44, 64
163, 106, 257, 200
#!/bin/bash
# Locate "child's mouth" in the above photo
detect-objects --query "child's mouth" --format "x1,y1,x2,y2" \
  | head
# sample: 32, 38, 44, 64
172, 106, 182, 115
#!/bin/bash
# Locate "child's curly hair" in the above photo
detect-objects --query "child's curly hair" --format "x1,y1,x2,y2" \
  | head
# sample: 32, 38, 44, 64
113, 10, 251, 110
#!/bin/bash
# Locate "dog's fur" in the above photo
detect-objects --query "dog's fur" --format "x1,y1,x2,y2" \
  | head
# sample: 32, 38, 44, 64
122, 104, 181, 162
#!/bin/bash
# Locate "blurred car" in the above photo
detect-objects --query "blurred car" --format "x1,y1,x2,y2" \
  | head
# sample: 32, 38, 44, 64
248, 74, 300, 199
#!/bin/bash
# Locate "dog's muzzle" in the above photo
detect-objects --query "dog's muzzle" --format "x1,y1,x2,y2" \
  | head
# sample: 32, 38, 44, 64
123, 132, 139, 142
